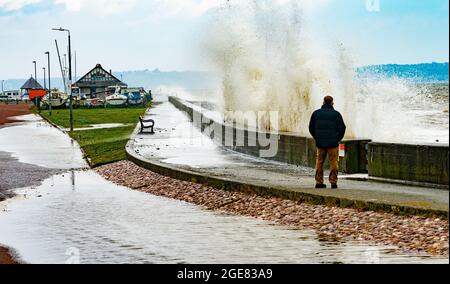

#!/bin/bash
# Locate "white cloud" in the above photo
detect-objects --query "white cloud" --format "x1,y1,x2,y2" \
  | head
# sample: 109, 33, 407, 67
0, 0, 333, 16
155, 0, 333, 19
0, 0, 41, 11
54, 0, 138, 15
53, 0, 81, 11
0, 0, 138, 14
155, 0, 222, 18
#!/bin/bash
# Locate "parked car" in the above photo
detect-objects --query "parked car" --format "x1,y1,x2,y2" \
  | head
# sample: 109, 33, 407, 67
0, 94, 9, 102
5, 90, 21, 102
0, 90, 21, 102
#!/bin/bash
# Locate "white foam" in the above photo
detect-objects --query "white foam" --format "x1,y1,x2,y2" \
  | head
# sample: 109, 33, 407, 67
202, 1, 449, 144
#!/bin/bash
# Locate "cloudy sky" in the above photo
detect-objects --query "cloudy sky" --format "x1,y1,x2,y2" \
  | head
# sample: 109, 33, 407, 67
0, 0, 448, 79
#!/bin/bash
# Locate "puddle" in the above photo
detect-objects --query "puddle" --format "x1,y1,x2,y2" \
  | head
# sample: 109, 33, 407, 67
134, 101, 238, 168
0, 105, 447, 264
0, 114, 87, 169
0, 171, 447, 264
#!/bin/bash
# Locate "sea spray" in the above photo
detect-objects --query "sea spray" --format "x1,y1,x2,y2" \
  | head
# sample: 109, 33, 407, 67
204, 0, 358, 136
197, 0, 448, 144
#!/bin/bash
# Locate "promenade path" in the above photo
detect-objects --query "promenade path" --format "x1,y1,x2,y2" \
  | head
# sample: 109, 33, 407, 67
127, 97, 449, 218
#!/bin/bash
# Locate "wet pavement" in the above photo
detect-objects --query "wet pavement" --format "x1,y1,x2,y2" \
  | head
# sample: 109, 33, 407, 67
98, 160, 450, 258
0, 171, 447, 264
0, 114, 87, 169
0, 151, 58, 197
129, 97, 449, 214
0, 108, 448, 264
0, 114, 86, 200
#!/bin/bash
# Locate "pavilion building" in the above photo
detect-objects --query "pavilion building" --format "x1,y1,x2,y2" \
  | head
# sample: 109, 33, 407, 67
73, 64, 127, 99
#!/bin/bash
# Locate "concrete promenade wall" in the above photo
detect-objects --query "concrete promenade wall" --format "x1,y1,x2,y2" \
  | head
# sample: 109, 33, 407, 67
369, 143, 449, 186
169, 96, 368, 174
169, 96, 449, 186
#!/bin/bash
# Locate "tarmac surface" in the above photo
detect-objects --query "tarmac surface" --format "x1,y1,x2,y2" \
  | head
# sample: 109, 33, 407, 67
128, 97, 449, 216
0, 104, 57, 201
0, 151, 58, 199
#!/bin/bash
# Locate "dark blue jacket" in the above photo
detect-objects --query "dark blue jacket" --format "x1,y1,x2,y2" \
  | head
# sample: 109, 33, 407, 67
309, 104, 347, 149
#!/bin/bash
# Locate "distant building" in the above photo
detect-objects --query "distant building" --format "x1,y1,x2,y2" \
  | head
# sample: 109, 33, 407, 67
73, 64, 127, 99
2, 90, 21, 101
21, 77, 43, 91
21, 77, 46, 101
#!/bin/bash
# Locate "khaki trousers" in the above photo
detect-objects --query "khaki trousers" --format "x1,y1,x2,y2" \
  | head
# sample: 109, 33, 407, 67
315, 147, 339, 185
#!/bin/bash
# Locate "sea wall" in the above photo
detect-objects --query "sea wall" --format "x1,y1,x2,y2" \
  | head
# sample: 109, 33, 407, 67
169, 96, 449, 186
368, 143, 449, 186
169, 96, 368, 174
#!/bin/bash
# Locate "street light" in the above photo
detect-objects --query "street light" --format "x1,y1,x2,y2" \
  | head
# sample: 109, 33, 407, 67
43, 67, 46, 115
43, 67, 46, 92
53, 27, 73, 131
32, 61, 37, 88
32, 60, 39, 110
45, 51, 52, 116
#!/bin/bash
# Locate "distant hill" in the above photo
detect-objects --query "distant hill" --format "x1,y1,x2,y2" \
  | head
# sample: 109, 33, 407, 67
1, 78, 66, 92
1, 70, 219, 93
2, 63, 448, 92
357, 62, 449, 83
2, 69, 219, 92
113, 69, 219, 91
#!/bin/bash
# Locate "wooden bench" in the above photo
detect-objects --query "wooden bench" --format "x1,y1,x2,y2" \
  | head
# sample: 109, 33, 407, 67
139, 117, 155, 134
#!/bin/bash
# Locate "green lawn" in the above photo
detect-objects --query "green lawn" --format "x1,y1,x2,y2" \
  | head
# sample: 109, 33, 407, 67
41, 108, 147, 167
69, 126, 136, 167
41, 107, 147, 129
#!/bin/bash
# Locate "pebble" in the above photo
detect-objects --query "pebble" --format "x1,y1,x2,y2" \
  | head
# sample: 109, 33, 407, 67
96, 161, 449, 257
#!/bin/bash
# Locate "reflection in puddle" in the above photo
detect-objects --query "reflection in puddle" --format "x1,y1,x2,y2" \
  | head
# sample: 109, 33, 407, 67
0, 171, 447, 264
0, 114, 87, 169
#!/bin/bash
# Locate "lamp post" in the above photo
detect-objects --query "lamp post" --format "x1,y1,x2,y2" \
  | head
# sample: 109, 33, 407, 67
45, 51, 52, 116
53, 27, 73, 131
43, 67, 46, 90
1, 80, 3, 95
32, 61, 37, 88
42, 67, 46, 114
32, 60, 39, 110
63, 54, 67, 77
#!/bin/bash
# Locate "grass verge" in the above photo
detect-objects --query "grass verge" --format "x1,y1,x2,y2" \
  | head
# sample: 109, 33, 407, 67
40, 107, 147, 129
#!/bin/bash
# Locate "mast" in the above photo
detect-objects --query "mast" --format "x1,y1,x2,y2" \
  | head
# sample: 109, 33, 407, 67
74, 51, 77, 82
55, 40, 67, 93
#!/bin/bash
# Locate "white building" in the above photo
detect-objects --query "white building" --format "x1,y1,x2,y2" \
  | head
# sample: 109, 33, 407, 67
0, 90, 22, 101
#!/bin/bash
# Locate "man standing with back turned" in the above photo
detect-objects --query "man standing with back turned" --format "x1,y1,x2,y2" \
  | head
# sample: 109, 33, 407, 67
309, 96, 347, 189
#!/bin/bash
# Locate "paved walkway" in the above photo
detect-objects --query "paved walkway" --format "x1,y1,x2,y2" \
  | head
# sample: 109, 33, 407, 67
126, 97, 449, 217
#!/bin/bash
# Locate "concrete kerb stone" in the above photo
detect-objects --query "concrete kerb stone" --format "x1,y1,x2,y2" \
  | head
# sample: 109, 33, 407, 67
170, 96, 449, 189
125, 136, 448, 219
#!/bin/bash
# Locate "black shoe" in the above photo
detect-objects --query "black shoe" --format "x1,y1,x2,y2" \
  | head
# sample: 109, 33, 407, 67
331, 184, 338, 189
315, 184, 327, 189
